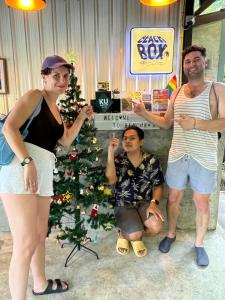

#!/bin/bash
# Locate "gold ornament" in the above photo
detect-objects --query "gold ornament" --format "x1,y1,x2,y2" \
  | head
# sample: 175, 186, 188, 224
104, 222, 113, 230
62, 191, 73, 202
98, 185, 104, 191
137, 195, 143, 200
95, 147, 102, 152
58, 229, 65, 237
92, 137, 97, 144
103, 188, 112, 196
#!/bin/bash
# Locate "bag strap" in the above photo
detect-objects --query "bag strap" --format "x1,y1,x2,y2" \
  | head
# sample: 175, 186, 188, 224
23, 97, 43, 131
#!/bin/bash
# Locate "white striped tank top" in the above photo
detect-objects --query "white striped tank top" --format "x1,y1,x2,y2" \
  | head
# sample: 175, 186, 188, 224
169, 81, 218, 171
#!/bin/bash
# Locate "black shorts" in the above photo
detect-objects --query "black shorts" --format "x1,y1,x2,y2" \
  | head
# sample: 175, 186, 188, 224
114, 202, 149, 234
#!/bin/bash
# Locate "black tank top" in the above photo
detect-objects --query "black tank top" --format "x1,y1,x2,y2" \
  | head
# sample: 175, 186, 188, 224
23, 99, 64, 153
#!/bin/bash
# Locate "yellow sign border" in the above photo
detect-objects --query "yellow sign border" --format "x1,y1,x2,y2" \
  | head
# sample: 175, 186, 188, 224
130, 27, 175, 75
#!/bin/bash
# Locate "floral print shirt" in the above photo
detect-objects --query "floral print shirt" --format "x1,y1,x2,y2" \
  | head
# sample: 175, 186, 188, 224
114, 151, 164, 206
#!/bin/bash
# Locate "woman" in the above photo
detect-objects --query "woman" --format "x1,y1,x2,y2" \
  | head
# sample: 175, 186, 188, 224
0, 55, 93, 299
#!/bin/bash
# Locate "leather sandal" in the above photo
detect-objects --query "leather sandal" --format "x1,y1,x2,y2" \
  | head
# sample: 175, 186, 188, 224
32, 279, 69, 296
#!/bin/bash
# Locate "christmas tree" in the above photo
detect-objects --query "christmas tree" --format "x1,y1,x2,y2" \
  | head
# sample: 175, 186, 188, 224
48, 51, 115, 250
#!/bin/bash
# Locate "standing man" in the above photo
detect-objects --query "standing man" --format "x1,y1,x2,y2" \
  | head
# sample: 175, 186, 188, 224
106, 126, 164, 257
133, 45, 225, 266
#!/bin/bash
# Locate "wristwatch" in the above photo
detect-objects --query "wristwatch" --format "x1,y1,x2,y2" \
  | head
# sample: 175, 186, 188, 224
21, 156, 33, 166
151, 199, 159, 205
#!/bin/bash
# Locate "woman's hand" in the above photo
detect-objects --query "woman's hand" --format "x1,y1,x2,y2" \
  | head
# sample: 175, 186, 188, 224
23, 162, 38, 194
79, 105, 93, 121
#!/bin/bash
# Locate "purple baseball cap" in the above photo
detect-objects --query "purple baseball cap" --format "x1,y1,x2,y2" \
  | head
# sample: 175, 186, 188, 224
41, 55, 74, 71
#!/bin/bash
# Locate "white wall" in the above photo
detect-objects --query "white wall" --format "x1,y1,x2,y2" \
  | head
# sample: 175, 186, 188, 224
0, 0, 183, 113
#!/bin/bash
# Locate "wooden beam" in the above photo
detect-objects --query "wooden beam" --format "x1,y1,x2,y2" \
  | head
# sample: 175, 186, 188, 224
194, 10, 225, 26
195, 0, 217, 16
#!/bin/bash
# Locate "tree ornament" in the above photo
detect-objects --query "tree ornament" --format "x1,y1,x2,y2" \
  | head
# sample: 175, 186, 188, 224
103, 222, 113, 230
91, 137, 97, 144
97, 185, 104, 191
62, 191, 73, 202
53, 168, 59, 174
95, 147, 102, 152
103, 188, 112, 196
90, 204, 99, 217
65, 168, 73, 179
53, 173, 61, 183
70, 151, 78, 161
58, 229, 66, 237
54, 194, 64, 202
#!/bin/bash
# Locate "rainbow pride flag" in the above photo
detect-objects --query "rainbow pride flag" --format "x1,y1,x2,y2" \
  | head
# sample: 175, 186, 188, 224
166, 75, 177, 98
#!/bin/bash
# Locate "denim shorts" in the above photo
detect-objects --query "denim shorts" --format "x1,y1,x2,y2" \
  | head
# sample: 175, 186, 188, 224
0, 143, 55, 196
165, 155, 217, 194
114, 202, 149, 234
